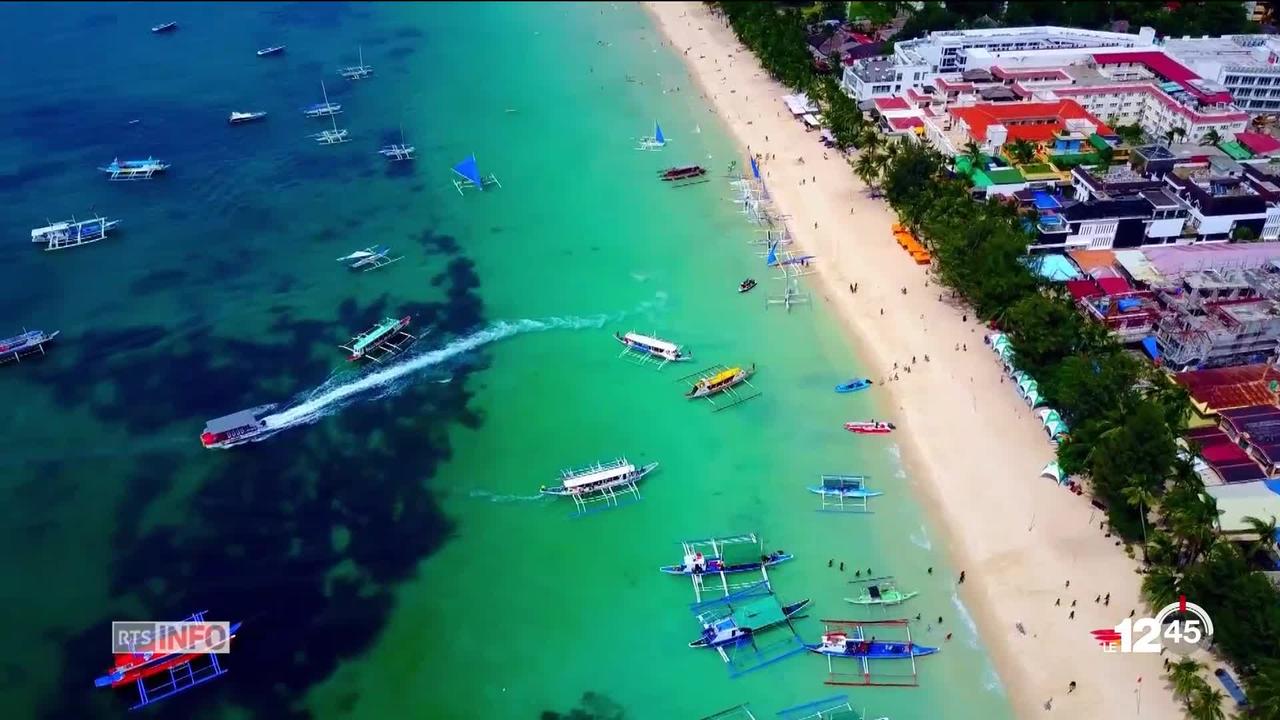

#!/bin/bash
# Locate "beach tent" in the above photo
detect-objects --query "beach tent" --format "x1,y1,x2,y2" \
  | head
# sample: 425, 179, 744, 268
1040, 460, 1068, 485
1011, 370, 1027, 385
1025, 388, 1046, 408
1018, 377, 1038, 398
1037, 408, 1070, 440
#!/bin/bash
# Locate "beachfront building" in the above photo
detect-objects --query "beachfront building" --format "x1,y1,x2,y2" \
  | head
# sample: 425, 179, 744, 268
1025, 164, 1188, 252
1162, 157, 1280, 241
842, 25, 1157, 101
1152, 263, 1280, 370
1163, 35, 1280, 115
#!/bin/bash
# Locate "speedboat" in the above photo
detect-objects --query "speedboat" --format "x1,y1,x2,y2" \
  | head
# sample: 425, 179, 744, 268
835, 378, 872, 393
151, 21, 178, 33
807, 630, 937, 659
201, 404, 276, 449
228, 111, 268, 124
257, 45, 286, 56
660, 549, 792, 576
690, 598, 810, 648
844, 421, 895, 434
739, 278, 757, 293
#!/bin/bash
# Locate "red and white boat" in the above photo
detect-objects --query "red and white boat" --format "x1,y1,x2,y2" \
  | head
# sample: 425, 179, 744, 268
844, 421, 895, 434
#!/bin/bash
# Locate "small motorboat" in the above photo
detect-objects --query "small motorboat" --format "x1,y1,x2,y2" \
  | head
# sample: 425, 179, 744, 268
844, 421, 895, 434
228, 111, 268, 124
257, 45, 286, 57
201, 404, 276, 449
660, 549, 792, 576
835, 378, 872, 393
846, 578, 918, 606
151, 21, 178, 33
739, 278, 757, 293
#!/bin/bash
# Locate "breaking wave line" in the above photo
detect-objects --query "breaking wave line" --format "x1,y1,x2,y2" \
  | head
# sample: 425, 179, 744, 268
262, 315, 607, 432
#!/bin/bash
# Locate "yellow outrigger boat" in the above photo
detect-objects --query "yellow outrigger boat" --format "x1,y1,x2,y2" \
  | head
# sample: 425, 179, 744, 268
679, 364, 760, 411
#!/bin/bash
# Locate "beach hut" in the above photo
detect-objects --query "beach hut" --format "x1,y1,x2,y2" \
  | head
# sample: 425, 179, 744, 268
1017, 377, 1038, 398
1011, 370, 1027, 384
1025, 388, 1046, 408
1037, 408, 1069, 441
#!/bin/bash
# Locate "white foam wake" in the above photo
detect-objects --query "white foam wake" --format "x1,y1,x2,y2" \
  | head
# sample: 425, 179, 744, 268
261, 316, 606, 432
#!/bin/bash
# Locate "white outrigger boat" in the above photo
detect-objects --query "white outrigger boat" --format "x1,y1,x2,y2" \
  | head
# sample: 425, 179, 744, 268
614, 331, 690, 368
229, 111, 268, 124
310, 81, 349, 145
540, 457, 658, 515
845, 576, 918, 607
98, 157, 169, 181
339, 45, 372, 79
31, 215, 120, 251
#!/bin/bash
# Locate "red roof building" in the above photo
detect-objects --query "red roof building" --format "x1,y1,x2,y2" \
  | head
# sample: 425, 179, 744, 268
1175, 364, 1280, 414
1090, 51, 1233, 105
949, 99, 1111, 144
1236, 132, 1280, 157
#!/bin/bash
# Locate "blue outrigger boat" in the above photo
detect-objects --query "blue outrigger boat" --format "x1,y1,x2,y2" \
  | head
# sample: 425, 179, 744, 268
0, 329, 58, 365
660, 547, 792, 577
808, 475, 881, 499
98, 157, 169, 180
809, 619, 936, 687
835, 378, 872, 393
95, 610, 241, 710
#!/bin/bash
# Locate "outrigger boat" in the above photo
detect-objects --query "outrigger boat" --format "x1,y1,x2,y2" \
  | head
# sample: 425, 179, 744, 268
540, 457, 658, 515
229, 111, 268, 124
336, 245, 402, 272
689, 581, 811, 676
775, 695, 888, 720
835, 378, 872, 393
637, 121, 666, 151
844, 421, 895, 435
614, 331, 690, 367
339, 44, 373, 79
95, 610, 240, 710
310, 81, 349, 145
809, 619, 936, 687
303, 100, 342, 118
201, 404, 276, 448
151, 21, 178, 33
378, 125, 415, 161
811, 474, 879, 513
691, 597, 811, 648
341, 316, 415, 362
98, 157, 170, 181
257, 45, 286, 57
846, 577, 918, 606
0, 329, 58, 366
686, 364, 754, 399
451, 153, 501, 194
738, 278, 757, 293
662, 533, 791, 602
31, 215, 120, 251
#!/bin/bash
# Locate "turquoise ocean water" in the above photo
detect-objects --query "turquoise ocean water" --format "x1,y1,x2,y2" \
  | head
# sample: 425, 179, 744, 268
0, 3, 1014, 719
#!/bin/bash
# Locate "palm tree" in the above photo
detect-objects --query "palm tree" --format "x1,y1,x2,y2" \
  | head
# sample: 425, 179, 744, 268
1242, 514, 1279, 557
1168, 658, 1205, 703
1188, 685, 1226, 720
1007, 138, 1037, 165
961, 141, 984, 172
855, 150, 883, 189
1245, 662, 1280, 720
1162, 129, 1177, 148
1141, 564, 1180, 608
1122, 483, 1158, 544
1200, 129, 1222, 147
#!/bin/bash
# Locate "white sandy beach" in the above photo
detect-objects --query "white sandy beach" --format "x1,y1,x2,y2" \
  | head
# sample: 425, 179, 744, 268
646, 3, 1183, 718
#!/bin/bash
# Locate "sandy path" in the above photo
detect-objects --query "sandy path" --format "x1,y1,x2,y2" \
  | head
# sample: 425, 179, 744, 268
645, 3, 1181, 718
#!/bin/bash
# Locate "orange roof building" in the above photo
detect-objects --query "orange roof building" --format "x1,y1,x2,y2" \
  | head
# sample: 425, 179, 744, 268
949, 100, 1112, 145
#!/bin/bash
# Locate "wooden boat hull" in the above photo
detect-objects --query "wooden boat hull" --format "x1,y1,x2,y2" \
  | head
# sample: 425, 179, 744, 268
808, 486, 882, 499
845, 591, 918, 605
685, 365, 754, 399
806, 639, 938, 659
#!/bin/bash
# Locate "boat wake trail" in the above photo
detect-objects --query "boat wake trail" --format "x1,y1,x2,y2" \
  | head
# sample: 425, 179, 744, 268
468, 489, 546, 504
262, 316, 607, 432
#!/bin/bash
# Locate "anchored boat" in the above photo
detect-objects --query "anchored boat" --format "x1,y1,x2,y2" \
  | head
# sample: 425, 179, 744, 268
229, 111, 267, 124
341, 316, 414, 362
541, 457, 658, 514
659, 165, 707, 184
738, 278, 757, 293
336, 245, 402, 272
835, 378, 872, 393
31, 215, 120, 251
808, 631, 937, 660
808, 619, 936, 687
309, 81, 349, 145
808, 475, 880, 500
339, 44, 372, 79
661, 548, 792, 577
95, 610, 240, 710
200, 404, 276, 448
844, 421, 895, 434
98, 157, 170, 181
686, 365, 754, 399
637, 121, 666, 151
846, 576, 918, 606
0, 329, 58, 365
257, 45, 285, 57
690, 597, 811, 648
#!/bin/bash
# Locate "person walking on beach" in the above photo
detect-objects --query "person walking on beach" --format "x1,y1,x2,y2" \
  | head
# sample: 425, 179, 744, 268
1065, 580, 1070, 588
959, 570, 965, 583
1068, 610, 1075, 619
1068, 681, 1076, 694
1055, 598, 1060, 606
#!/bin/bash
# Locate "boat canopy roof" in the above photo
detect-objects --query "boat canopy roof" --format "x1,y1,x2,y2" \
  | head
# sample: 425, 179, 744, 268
625, 332, 678, 353
204, 409, 263, 434
562, 463, 635, 489
353, 318, 401, 353
708, 367, 740, 385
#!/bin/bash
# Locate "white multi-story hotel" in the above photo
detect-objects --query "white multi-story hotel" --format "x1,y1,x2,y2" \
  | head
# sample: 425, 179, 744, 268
842, 25, 1158, 101
1163, 35, 1280, 114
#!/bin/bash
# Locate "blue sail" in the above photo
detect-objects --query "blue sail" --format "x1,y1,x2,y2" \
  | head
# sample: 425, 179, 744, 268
655, 123, 665, 145
766, 241, 778, 267
452, 154, 484, 188
750, 156, 760, 180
